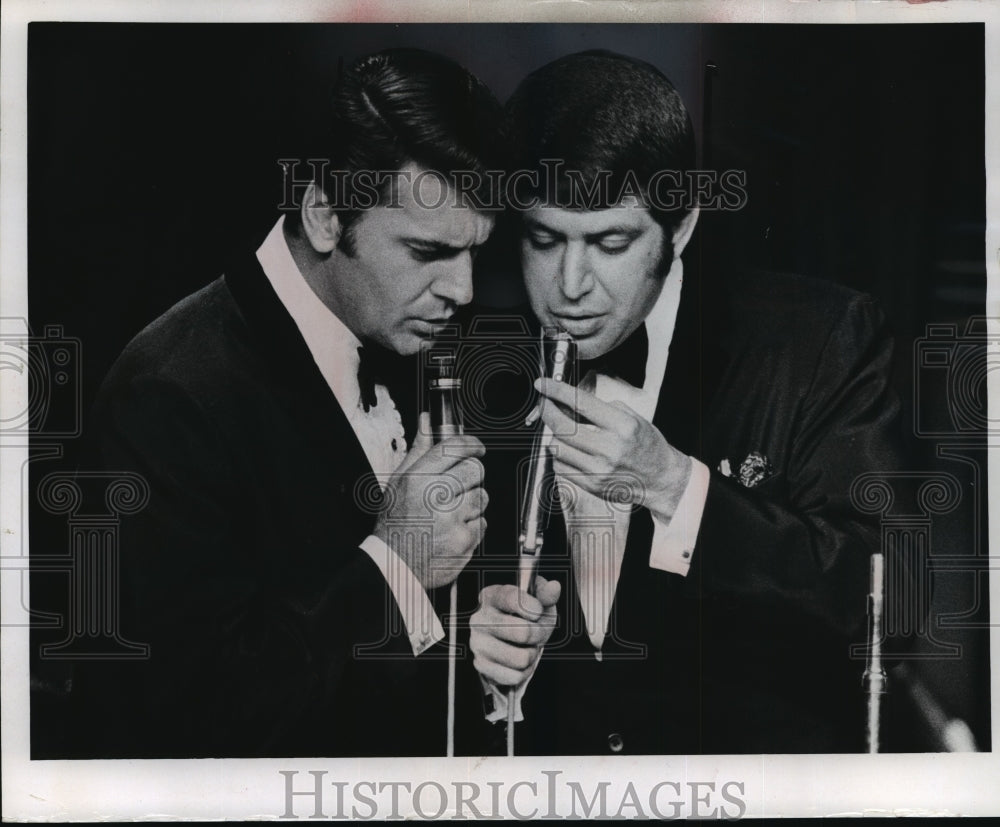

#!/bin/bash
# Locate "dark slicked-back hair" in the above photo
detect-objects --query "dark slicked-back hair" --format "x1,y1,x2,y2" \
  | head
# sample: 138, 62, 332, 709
290, 48, 505, 255
506, 50, 696, 252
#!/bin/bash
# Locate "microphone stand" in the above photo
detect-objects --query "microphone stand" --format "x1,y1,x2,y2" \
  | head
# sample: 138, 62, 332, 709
863, 552, 887, 753
428, 350, 462, 757
507, 331, 576, 756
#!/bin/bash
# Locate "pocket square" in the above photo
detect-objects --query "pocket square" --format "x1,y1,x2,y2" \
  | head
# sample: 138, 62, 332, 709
718, 451, 773, 489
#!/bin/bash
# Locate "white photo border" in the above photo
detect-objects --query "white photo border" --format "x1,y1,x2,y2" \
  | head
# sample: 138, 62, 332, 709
2, 0, 998, 820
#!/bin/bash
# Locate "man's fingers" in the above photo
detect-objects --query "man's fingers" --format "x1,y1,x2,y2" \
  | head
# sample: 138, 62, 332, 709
533, 575, 562, 608
470, 619, 544, 673
412, 411, 434, 451
482, 584, 546, 621
455, 456, 486, 489
437, 434, 486, 458
536, 377, 623, 429
449, 518, 484, 558
413, 435, 486, 475
550, 440, 602, 478
471, 654, 533, 688
470, 631, 538, 670
537, 392, 579, 435
469, 517, 487, 549
469, 585, 559, 685
462, 487, 489, 521
397, 412, 434, 471
472, 609, 551, 646
539, 409, 609, 458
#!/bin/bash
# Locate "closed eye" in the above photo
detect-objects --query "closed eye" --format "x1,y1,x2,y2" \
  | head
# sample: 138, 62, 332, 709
596, 237, 632, 254
407, 243, 463, 263
526, 230, 560, 251
590, 232, 639, 255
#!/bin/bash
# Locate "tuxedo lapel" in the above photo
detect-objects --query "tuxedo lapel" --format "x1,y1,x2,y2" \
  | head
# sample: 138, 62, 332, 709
611, 269, 730, 628
541, 269, 731, 654
652, 267, 729, 461
222, 253, 377, 491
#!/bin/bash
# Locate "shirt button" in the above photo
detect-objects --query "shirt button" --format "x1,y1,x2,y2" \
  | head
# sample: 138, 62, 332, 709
682, 550, 691, 559
607, 733, 624, 753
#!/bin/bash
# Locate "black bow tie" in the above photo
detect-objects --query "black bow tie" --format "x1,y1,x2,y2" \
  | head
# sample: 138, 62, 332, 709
356, 343, 419, 442
578, 324, 649, 388
357, 345, 384, 413
357, 343, 410, 410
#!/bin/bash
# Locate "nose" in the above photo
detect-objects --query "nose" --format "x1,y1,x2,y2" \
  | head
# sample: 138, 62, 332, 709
558, 242, 593, 301
432, 253, 474, 307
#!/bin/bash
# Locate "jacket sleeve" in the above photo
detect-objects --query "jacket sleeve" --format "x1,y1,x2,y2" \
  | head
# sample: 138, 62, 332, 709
684, 295, 911, 639
77, 372, 415, 756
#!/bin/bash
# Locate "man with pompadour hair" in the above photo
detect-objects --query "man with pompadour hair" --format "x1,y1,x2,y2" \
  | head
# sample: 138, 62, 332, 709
469, 50, 908, 755
287, 47, 506, 259
504, 49, 697, 257
68, 48, 502, 758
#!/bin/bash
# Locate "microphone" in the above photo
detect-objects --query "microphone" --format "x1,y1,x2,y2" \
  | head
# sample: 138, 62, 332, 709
507, 329, 576, 757
428, 349, 462, 441
426, 345, 463, 758
517, 330, 577, 596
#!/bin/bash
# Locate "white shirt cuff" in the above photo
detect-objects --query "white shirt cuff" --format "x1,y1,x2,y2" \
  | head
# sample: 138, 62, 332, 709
480, 650, 542, 723
648, 458, 710, 576
359, 534, 445, 656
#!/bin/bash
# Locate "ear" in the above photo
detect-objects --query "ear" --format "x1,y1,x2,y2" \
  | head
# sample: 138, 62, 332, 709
670, 207, 700, 259
300, 181, 341, 254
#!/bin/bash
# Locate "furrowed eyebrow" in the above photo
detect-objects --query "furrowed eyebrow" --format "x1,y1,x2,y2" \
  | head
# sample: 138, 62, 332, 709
522, 218, 564, 238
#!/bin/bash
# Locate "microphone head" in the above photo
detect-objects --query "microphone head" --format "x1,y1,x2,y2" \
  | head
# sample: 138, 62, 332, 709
426, 346, 462, 439
428, 350, 459, 388
541, 328, 577, 385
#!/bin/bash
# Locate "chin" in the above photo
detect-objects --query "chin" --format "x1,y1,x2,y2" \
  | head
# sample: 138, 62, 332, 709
391, 333, 426, 356
574, 336, 615, 361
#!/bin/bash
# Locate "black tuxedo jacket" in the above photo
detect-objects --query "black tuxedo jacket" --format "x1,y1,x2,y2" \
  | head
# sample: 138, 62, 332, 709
68, 252, 450, 758
462, 268, 907, 756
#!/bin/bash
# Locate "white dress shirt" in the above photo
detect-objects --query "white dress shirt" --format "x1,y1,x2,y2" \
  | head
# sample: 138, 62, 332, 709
568, 257, 710, 655
487, 258, 710, 721
256, 217, 444, 656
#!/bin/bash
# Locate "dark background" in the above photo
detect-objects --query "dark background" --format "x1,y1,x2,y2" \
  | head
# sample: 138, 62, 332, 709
28, 23, 989, 753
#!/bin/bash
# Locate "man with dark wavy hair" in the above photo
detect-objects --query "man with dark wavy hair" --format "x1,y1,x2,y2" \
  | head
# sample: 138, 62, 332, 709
470, 51, 906, 755
70, 49, 503, 757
